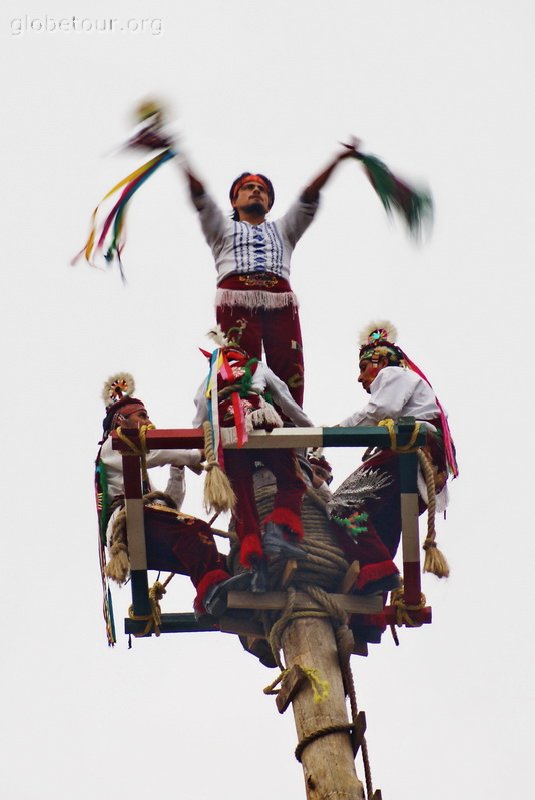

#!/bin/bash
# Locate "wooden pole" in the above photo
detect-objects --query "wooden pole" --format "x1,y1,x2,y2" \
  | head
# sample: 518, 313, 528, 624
280, 617, 365, 800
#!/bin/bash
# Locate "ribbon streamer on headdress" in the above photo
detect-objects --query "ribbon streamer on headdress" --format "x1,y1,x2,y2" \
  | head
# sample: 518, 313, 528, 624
72, 148, 176, 282
343, 143, 433, 237
205, 348, 250, 455
94, 458, 117, 646
220, 350, 248, 447
401, 352, 459, 478
206, 350, 224, 468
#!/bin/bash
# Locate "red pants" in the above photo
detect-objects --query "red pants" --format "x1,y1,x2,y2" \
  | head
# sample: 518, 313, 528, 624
143, 506, 230, 611
332, 515, 400, 592
216, 275, 304, 406
224, 448, 306, 568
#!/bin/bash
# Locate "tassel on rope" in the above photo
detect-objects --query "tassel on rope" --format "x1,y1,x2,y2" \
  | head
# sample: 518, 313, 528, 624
202, 421, 236, 514
418, 449, 450, 578
72, 148, 176, 281
342, 142, 433, 237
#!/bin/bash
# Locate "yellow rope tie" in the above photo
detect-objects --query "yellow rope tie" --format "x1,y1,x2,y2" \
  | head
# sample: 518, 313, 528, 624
127, 578, 167, 638
302, 667, 330, 704
377, 418, 421, 451
263, 667, 329, 705
390, 586, 427, 628
127, 606, 155, 637
116, 424, 154, 487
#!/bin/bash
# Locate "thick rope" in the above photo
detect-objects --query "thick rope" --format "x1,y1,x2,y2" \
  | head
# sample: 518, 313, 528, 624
390, 585, 427, 627
202, 420, 236, 513
418, 449, 450, 578
295, 724, 354, 763
115, 424, 154, 488
379, 419, 449, 578
261, 570, 375, 798
127, 575, 175, 638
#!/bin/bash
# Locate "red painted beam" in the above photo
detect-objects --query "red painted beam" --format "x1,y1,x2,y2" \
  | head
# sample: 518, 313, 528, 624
383, 606, 432, 626
112, 428, 205, 452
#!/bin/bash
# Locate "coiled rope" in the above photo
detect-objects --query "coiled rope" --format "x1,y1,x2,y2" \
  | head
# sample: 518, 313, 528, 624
254, 484, 376, 799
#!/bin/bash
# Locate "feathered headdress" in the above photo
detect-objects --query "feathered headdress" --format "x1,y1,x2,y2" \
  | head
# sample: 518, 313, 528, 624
102, 372, 136, 408
358, 320, 458, 478
101, 372, 145, 437
359, 320, 404, 365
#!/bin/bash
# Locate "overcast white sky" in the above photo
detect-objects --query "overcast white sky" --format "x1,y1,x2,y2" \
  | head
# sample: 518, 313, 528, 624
2, 1, 533, 798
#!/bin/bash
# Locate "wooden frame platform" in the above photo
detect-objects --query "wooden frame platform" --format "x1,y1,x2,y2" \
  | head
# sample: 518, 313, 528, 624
113, 419, 431, 636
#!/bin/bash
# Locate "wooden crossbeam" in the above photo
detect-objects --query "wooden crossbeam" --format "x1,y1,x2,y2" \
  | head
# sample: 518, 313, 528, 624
112, 424, 428, 452
124, 612, 219, 636
276, 665, 308, 714
227, 590, 383, 615
352, 711, 367, 755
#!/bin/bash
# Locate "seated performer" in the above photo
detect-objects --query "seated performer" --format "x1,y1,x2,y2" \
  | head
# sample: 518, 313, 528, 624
193, 326, 314, 583
332, 321, 458, 559
96, 373, 249, 618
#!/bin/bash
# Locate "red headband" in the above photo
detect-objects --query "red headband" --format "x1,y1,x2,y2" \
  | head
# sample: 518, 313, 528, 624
112, 400, 146, 428
231, 174, 270, 202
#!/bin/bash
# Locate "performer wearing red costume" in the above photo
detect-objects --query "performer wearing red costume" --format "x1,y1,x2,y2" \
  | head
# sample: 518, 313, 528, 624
95, 373, 249, 622
193, 327, 313, 580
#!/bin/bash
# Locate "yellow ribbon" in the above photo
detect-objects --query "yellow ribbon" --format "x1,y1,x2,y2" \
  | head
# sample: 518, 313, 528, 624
76, 154, 166, 264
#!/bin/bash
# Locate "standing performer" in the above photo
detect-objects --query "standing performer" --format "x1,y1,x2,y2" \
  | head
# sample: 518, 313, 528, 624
331, 321, 458, 560
76, 102, 432, 405
181, 151, 356, 407
193, 327, 314, 579
95, 373, 249, 634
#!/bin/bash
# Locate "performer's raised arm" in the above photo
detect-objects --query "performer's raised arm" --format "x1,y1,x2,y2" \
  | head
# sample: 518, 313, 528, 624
181, 163, 206, 200
301, 143, 359, 202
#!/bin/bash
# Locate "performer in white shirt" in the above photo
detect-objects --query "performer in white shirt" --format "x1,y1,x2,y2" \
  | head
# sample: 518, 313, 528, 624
183, 150, 355, 408
95, 373, 249, 620
333, 321, 458, 559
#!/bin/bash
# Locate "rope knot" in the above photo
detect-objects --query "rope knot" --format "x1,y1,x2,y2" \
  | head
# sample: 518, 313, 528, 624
378, 418, 420, 452
391, 587, 427, 627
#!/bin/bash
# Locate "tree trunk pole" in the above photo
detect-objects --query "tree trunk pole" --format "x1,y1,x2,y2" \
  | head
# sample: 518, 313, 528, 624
281, 616, 365, 800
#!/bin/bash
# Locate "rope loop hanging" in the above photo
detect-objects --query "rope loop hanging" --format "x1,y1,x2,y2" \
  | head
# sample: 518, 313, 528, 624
115, 423, 154, 488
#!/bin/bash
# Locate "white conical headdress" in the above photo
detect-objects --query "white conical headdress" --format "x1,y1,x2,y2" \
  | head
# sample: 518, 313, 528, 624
358, 319, 398, 348
101, 372, 136, 409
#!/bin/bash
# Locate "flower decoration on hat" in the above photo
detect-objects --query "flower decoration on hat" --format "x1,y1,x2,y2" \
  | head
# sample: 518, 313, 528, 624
101, 372, 145, 437
358, 319, 405, 365
102, 372, 136, 410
